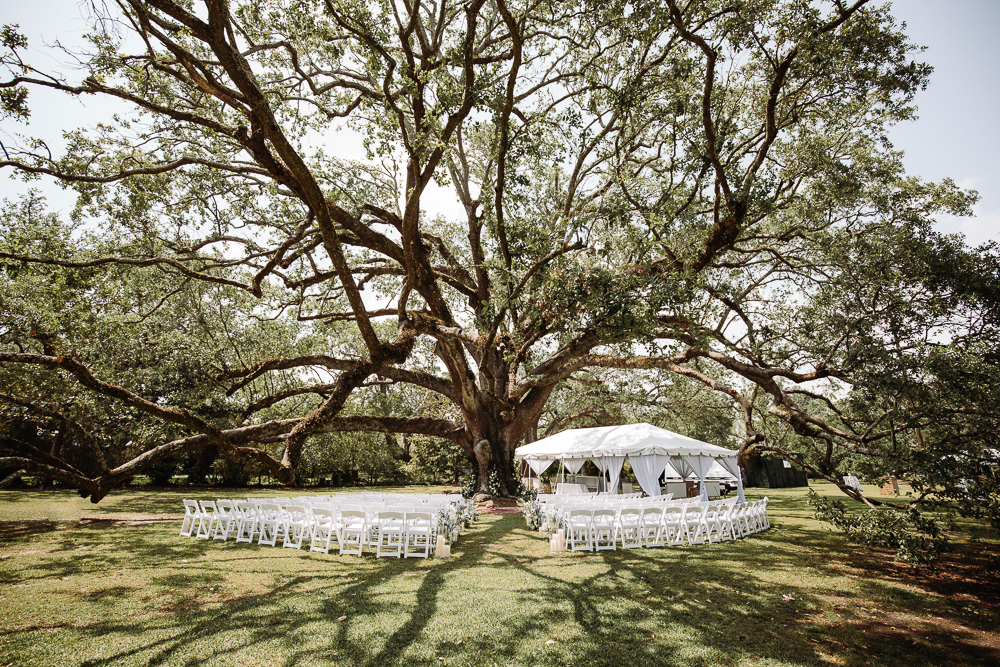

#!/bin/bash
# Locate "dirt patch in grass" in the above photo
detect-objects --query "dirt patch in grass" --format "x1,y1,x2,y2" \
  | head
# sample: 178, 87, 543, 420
842, 545, 1000, 600
795, 540, 1000, 666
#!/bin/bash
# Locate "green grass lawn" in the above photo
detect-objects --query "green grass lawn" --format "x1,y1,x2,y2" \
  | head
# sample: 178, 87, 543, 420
1, 483, 997, 667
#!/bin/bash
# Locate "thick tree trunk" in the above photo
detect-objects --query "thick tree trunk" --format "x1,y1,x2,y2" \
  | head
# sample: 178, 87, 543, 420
472, 436, 518, 497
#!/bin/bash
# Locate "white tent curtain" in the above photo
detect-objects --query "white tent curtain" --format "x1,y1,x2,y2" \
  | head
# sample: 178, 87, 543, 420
681, 454, 715, 501
600, 455, 626, 494
593, 457, 609, 492
669, 455, 695, 478
561, 457, 586, 477
526, 457, 554, 479
717, 456, 746, 503
629, 454, 671, 496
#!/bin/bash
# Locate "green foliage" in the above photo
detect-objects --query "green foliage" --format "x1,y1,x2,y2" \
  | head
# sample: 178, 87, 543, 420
0, 25, 29, 121
145, 456, 179, 486
807, 489, 950, 566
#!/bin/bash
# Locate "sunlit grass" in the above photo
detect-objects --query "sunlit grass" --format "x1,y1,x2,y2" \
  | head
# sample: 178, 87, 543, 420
1, 483, 996, 666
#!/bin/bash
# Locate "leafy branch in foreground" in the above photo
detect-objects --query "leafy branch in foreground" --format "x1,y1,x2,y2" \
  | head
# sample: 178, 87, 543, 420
807, 489, 953, 567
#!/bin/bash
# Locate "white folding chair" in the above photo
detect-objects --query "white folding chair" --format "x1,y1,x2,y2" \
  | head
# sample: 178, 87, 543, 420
662, 505, 686, 546
196, 500, 219, 539
760, 497, 770, 530
404, 512, 433, 559
283, 504, 310, 549
751, 499, 764, 532
234, 501, 258, 543
309, 507, 337, 554
592, 509, 617, 551
257, 502, 284, 547
213, 499, 237, 540
702, 503, 722, 543
618, 507, 643, 549
339, 509, 367, 556
737, 502, 754, 535
682, 503, 708, 545
715, 502, 737, 541
364, 504, 384, 548
640, 506, 665, 547
375, 511, 405, 558
566, 509, 594, 552
180, 499, 202, 537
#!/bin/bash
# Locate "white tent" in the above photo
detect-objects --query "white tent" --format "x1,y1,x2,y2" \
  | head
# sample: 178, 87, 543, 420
515, 422, 745, 501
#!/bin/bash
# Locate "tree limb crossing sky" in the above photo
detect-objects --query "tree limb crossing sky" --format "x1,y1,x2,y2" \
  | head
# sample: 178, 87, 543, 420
3, 0, 998, 246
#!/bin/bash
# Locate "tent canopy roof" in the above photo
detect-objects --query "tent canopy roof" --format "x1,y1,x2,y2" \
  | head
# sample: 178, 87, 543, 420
514, 423, 738, 461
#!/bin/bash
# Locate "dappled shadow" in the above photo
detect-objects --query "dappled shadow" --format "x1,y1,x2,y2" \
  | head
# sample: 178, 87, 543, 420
2, 502, 998, 666
0, 519, 59, 544
59, 529, 488, 667
458, 514, 1000, 667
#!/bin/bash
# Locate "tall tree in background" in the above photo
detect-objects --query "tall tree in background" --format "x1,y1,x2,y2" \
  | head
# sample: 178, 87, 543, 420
1, 1, 996, 508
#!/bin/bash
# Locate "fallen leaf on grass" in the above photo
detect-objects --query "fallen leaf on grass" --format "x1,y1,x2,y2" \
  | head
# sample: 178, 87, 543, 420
782, 594, 795, 601
337, 615, 348, 621
545, 640, 556, 646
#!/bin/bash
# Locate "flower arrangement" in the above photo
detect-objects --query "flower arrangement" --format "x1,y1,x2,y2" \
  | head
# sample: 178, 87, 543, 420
437, 505, 461, 544
522, 499, 543, 530
486, 465, 504, 498
457, 498, 477, 526
460, 473, 477, 499
438, 499, 477, 544
538, 512, 565, 537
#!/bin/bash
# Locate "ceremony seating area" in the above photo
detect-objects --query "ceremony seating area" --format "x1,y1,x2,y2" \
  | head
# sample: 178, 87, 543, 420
527, 492, 769, 550
179, 492, 469, 559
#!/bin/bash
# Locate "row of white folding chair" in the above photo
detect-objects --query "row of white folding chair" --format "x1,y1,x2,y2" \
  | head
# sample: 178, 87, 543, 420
183, 495, 464, 556
183, 499, 243, 540
568, 498, 768, 550
228, 501, 434, 557
559, 505, 686, 550
333, 509, 437, 558
334, 503, 448, 556
186, 499, 334, 552
556, 501, 739, 550
291, 500, 440, 553
542, 496, 677, 522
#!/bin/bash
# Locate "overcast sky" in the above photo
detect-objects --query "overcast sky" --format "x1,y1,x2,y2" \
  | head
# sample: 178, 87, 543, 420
3, 0, 999, 247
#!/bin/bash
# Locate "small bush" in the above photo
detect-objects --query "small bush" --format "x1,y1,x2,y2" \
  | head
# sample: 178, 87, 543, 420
146, 457, 179, 486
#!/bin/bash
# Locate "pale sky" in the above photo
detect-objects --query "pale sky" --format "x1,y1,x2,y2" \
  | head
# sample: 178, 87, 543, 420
3, 0, 999, 247
886, 0, 1000, 247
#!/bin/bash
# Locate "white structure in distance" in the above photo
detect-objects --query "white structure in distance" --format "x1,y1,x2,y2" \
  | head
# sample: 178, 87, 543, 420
514, 423, 745, 502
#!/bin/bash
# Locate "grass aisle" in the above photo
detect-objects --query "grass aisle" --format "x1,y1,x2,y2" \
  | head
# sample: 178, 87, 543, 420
1, 484, 997, 667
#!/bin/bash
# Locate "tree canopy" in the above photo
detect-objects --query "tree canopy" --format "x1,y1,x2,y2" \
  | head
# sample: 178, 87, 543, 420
1, 0, 997, 536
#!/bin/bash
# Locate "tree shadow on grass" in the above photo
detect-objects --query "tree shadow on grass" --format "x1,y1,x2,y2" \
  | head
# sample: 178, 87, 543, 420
39, 517, 495, 667
469, 514, 1000, 667
0, 519, 58, 544
4, 510, 998, 667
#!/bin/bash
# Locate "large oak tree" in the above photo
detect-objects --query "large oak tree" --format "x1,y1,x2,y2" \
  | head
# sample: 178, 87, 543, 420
1, 0, 997, 510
